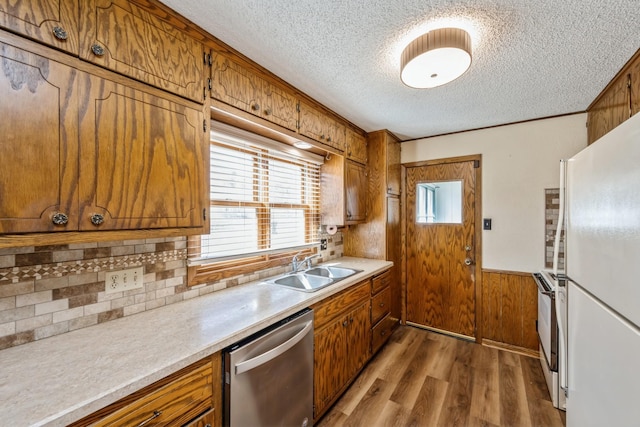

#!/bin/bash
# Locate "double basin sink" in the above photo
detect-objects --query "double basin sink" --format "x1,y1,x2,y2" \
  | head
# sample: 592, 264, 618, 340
264, 266, 362, 292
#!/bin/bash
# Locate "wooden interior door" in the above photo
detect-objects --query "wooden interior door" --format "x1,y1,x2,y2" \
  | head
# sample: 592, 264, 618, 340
406, 159, 478, 339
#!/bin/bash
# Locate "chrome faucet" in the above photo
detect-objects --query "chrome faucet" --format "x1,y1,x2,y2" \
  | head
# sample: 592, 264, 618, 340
302, 254, 321, 270
291, 252, 321, 272
291, 251, 304, 272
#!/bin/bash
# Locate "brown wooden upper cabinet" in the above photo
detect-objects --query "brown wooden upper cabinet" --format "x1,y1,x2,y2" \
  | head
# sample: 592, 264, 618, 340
386, 133, 401, 195
345, 161, 368, 224
0, 36, 79, 233
298, 99, 346, 152
79, 0, 206, 103
587, 49, 640, 144
210, 48, 298, 131
346, 127, 367, 165
78, 71, 207, 231
0, 0, 79, 54
0, 33, 207, 236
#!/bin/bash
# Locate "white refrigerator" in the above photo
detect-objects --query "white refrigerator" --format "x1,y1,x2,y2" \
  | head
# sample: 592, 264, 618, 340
557, 111, 640, 426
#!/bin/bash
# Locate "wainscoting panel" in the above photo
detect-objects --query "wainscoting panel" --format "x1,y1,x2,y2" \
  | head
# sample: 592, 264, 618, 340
482, 270, 538, 353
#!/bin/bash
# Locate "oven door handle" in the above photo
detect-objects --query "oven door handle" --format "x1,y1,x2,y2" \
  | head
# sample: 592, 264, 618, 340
533, 275, 554, 297
235, 320, 313, 375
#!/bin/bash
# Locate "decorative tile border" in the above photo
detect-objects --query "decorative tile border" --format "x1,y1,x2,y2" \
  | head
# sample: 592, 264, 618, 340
0, 250, 187, 284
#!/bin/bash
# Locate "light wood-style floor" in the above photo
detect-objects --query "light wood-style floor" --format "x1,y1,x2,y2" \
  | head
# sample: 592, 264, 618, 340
317, 326, 565, 427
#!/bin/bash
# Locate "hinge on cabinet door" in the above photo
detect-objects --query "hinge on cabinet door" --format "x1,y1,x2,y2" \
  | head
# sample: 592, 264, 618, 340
296, 120, 300, 130
473, 160, 480, 168
208, 53, 213, 66
203, 208, 207, 220
296, 102, 300, 112
208, 78, 212, 91
203, 120, 207, 133
203, 52, 212, 67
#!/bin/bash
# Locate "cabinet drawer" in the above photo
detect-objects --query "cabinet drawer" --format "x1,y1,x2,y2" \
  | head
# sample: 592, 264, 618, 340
313, 280, 370, 330
371, 314, 395, 354
92, 361, 213, 427
371, 286, 391, 325
372, 270, 391, 294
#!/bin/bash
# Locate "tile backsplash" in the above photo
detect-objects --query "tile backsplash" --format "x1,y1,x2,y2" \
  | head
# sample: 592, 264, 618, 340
545, 188, 565, 269
0, 233, 343, 350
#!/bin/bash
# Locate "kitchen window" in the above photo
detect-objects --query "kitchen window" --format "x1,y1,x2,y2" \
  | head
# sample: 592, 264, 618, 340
188, 123, 322, 285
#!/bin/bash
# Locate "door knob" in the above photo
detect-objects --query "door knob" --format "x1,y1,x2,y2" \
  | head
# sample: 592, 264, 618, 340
464, 258, 473, 266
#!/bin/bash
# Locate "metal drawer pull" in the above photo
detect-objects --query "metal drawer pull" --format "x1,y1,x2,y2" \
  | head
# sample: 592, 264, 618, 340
379, 302, 385, 307
52, 27, 68, 40
91, 44, 105, 56
52, 213, 68, 226
137, 410, 162, 427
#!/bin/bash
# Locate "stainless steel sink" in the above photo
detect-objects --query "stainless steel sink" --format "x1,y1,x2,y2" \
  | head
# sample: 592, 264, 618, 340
304, 266, 362, 279
269, 273, 333, 292
264, 266, 362, 292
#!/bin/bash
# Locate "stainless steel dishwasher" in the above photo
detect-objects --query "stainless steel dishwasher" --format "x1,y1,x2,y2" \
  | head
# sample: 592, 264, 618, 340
223, 308, 314, 427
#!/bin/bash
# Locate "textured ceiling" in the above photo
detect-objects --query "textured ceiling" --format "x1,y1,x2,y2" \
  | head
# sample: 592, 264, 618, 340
158, 0, 640, 140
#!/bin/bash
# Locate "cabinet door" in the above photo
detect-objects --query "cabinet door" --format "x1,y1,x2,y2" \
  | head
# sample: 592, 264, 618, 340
210, 50, 260, 115
185, 409, 215, 427
345, 160, 367, 224
346, 128, 367, 164
314, 319, 347, 417
78, 73, 206, 231
630, 56, 640, 117
0, 37, 79, 233
587, 74, 630, 144
79, 0, 205, 102
386, 197, 402, 321
260, 80, 297, 131
0, 0, 78, 54
386, 135, 401, 195
210, 51, 297, 131
298, 100, 345, 151
346, 300, 371, 378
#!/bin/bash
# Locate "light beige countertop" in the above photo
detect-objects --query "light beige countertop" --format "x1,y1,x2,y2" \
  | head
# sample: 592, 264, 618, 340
0, 257, 392, 426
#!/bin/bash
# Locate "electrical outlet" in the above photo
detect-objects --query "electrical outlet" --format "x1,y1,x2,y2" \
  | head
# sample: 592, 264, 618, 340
320, 238, 328, 250
105, 267, 143, 294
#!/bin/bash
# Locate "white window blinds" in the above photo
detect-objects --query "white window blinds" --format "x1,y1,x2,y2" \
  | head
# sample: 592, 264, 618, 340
189, 124, 322, 263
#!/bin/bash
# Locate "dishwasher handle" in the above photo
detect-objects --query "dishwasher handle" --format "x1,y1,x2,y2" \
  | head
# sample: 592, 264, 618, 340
235, 320, 313, 375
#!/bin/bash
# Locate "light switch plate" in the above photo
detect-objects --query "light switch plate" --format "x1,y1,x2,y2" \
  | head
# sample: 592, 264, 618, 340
105, 267, 143, 294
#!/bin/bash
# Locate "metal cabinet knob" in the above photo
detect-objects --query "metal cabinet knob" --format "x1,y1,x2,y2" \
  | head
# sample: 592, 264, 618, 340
52, 26, 68, 40
52, 213, 68, 226
91, 44, 105, 56
251, 103, 260, 111
342, 320, 348, 327
465, 258, 473, 266
90, 214, 104, 226
264, 108, 272, 116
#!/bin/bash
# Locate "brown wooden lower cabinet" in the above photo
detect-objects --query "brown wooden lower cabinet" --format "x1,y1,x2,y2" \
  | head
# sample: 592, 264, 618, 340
70, 352, 222, 427
371, 270, 393, 354
312, 280, 371, 421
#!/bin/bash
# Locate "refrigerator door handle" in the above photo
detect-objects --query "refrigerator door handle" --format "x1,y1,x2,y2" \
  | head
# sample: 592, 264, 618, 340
553, 159, 567, 276
555, 284, 569, 397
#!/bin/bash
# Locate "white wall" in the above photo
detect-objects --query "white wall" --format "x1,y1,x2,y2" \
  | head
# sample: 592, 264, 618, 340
401, 113, 588, 272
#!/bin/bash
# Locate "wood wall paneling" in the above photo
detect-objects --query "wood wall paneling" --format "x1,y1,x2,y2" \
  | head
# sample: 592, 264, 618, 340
481, 270, 538, 352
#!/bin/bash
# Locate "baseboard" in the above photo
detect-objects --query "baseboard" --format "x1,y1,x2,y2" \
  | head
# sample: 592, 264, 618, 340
482, 338, 540, 358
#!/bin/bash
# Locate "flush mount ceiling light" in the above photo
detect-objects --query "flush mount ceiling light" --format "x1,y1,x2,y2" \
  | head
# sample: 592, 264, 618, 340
401, 27, 472, 89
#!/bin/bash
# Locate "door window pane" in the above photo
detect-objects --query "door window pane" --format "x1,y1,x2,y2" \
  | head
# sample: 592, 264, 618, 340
416, 180, 462, 224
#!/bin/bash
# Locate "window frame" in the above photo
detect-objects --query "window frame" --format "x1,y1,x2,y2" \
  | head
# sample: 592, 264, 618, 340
188, 126, 321, 286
